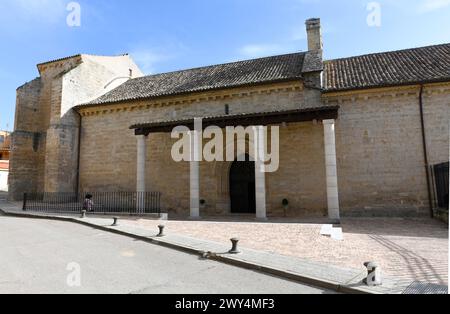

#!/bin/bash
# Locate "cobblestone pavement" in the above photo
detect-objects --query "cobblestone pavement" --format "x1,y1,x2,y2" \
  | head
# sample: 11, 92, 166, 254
123, 217, 448, 285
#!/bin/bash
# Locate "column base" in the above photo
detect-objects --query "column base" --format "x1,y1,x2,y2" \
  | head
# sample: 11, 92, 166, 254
329, 218, 341, 225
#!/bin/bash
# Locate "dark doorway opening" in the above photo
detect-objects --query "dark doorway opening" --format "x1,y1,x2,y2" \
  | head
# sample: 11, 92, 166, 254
433, 162, 449, 210
230, 155, 256, 214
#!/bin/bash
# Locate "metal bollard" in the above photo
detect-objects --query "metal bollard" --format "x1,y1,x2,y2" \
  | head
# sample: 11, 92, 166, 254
157, 225, 165, 237
80, 210, 86, 219
229, 238, 241, 254
363, 262, 382, 286
112, 217, 119, 227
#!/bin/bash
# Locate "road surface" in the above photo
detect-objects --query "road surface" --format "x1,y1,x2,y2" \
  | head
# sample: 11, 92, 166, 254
0, 216, 333, 294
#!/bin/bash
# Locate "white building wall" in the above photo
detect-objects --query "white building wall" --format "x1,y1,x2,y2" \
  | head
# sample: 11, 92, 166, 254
0, 170, 8, 192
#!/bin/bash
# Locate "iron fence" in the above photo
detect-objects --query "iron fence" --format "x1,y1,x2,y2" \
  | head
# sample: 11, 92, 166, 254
433, 162, 449, 210
22, 192, 161, 215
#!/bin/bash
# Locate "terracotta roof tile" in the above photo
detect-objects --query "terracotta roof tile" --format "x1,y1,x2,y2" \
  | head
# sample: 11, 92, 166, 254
82, 52, 307, 106
323, 43, 450, 92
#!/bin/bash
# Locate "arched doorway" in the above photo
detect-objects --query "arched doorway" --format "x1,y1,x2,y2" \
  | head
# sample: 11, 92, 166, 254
229, 155, 256, 214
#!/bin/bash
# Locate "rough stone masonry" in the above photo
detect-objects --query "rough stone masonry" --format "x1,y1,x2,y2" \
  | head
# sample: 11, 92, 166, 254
9, 18, 450, 219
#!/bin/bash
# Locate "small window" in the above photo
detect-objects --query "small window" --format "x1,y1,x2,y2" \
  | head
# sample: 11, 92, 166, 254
32, 133, 40, 152
225, 104, 230, 115
129, 69, 133, 77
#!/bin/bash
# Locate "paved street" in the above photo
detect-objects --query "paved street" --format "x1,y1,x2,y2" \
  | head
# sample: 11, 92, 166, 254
125, 216, 449, 285
0, 216, 332, 294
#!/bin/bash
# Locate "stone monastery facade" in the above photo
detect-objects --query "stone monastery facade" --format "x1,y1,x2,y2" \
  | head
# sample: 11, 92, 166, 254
9, 19, 450, 220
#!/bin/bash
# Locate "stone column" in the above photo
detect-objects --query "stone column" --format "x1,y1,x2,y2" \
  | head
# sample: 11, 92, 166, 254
323, 119, 340, 222
189, 130, 200, 218
136, 135, 147, 213
254, 126, 267, 220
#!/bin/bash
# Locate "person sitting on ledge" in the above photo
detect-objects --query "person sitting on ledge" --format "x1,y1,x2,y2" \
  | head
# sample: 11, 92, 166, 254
83, 194, 94, 212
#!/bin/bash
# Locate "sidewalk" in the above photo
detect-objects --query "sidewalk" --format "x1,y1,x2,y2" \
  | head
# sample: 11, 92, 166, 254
124, 215, 448, 285
0, 200, 446, 294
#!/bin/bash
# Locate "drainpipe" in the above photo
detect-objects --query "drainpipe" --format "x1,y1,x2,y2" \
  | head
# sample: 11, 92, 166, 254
419, 85, 434, 218
74, 110, 82, 197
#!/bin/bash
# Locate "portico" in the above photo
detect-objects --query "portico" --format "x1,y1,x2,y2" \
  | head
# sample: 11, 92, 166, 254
130, 106, 341, 221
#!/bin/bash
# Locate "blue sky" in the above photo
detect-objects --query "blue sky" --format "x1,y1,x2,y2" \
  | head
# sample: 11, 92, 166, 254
0, 0, 449, 131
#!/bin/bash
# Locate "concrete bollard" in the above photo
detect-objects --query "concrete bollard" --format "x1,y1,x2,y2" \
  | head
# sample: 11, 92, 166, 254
229, 238, 241, 254
112, 217, 119, 227
157, 225, 165, 237
363, 262, 382, 286
80, 210, 86, 219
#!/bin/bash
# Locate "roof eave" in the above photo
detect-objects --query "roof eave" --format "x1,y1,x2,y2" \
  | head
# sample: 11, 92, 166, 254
75, 77, 305, 110
130, 106, 340, 135
323, 78, 450, 94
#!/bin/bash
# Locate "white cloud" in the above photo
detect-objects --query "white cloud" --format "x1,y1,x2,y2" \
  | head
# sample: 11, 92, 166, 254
128, 39, 189, 74
382, 0, 450, 14
238, 44, 288, 58
130, 49, 172, 74
0, 0, 66, 23
417, 0, 450, 12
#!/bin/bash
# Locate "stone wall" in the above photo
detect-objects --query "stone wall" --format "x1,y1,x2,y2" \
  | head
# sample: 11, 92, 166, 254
78, 82, 329, 217
9, 55, 143, 200
9, 78, 45, 199
323, 82, 450, 217
11, 52, 449, 217
43, 55, 142, 193
422, 84, 450, 166
78, 81, 449, 217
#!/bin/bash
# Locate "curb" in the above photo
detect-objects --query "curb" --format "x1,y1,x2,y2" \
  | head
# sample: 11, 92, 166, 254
0, 208, 375, 294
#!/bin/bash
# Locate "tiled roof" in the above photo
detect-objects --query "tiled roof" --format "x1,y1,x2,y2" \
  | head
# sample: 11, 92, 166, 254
37, 54, 81, 67
36, 53, 129, 67
77, 43, 450, 107
324, 43, 450, 92
83, 52, 308, 106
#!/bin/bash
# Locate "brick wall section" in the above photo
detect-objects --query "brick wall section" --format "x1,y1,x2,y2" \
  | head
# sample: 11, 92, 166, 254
422, 85, 450, 165
323, 83, 450, 216
10, 55, 449, 217
9, 55, 143, 200
79, 82, 449, 217
78, 82, 328, 216
43, 56, 141, 193
9, 78, 44, 199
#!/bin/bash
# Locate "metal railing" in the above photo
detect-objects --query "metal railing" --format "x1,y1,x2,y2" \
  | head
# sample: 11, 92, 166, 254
432, 162, 449, 210
22, 192, 161, 215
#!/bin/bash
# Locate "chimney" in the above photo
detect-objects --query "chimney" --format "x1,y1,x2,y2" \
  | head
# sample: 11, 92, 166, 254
306, 18, 323, 52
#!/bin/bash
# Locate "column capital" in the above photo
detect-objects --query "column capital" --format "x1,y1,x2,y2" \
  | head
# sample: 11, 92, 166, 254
322, 119, 336, 125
